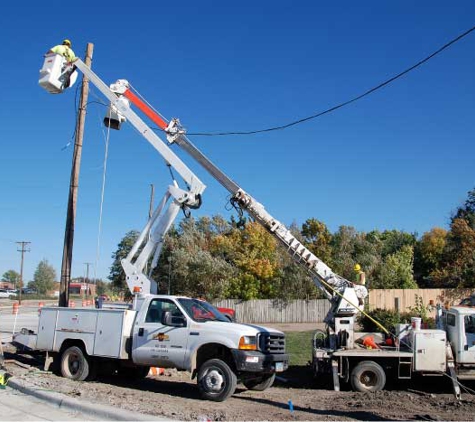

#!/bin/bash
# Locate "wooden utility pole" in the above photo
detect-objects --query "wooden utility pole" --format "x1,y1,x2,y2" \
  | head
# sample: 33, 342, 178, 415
16, 241, 31, 306
59, 43, 94, 307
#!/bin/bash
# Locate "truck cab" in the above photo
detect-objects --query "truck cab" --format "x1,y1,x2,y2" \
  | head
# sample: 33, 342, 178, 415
132, 295, 287, 398
442, 306, 475, 366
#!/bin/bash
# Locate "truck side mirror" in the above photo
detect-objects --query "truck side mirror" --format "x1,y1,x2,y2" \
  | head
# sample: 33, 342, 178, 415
161, 311, 186, 327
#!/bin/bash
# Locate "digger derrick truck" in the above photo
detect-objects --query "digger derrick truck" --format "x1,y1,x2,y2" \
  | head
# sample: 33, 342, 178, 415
34, 53, 475, 400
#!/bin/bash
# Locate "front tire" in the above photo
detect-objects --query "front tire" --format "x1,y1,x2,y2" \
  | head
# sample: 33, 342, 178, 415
350, 360, 386, 392
197, 358, 237, 401
60, 346, 93, 381
243, 373, 275, 391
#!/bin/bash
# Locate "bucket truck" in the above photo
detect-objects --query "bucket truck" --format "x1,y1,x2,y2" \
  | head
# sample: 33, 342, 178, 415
25, 53, 475, 400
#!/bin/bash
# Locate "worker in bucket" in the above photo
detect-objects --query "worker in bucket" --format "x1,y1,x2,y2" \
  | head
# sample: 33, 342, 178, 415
46, 39, 76, 63
45, 39, 77, 89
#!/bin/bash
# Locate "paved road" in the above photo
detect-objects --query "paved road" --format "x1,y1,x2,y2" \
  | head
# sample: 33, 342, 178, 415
0, 385, 103, 421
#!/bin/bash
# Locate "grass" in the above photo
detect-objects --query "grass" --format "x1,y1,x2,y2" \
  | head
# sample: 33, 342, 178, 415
284, 330, 314, 366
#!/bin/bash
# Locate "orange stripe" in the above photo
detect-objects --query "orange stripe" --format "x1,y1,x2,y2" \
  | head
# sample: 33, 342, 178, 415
123, 89, 168, 129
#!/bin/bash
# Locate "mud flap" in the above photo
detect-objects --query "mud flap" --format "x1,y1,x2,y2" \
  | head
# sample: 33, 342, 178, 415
448, 361, 461, 400
332, 359, 340, 391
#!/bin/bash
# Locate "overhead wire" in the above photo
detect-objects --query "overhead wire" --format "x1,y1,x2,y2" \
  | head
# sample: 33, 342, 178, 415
93, 108, 112, 281
184, 23, 475, 137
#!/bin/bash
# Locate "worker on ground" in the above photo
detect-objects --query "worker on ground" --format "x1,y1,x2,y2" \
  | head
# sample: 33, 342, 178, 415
46, 39, 76, 63
353, 264, 366, 286
354, 263, 366, 306
45, 39, 77, 89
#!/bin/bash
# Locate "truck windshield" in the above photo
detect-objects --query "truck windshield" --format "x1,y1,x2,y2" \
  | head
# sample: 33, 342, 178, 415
178, 298, 229, 322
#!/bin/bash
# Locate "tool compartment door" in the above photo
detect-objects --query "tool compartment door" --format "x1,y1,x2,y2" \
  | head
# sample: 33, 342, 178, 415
413, 330, 447, 371
36, 308, 58, 351
93, 310, 128, 358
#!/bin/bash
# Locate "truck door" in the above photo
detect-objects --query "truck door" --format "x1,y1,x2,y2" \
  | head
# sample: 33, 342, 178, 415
132, 298, 189, 369
460, 314, 475, 364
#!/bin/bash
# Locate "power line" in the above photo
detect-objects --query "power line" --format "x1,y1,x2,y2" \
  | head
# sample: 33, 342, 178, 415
185, 23, 475, 137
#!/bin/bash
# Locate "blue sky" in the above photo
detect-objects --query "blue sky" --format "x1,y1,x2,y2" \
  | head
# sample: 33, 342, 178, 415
0, 1, 474, 283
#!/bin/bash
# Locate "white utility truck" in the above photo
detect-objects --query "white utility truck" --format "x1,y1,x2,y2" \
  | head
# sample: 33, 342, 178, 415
32, 51, 475, 400
16, 295, 286, 401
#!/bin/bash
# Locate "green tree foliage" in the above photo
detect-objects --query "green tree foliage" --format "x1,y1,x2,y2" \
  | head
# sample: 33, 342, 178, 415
153, 216, 236, 299
32, 259, 57, 295
2, 270, 20, 287
452, 187, 475, 229
373, 245, 417, 289
301, 218, 333, 263
109, 230, 139, 293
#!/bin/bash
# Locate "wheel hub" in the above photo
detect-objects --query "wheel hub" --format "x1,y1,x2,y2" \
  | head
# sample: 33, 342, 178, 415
204, 368, 224, 392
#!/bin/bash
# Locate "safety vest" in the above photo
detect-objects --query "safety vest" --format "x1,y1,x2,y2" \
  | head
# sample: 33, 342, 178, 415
355, 271, 366, 286
50, 45, 76, 62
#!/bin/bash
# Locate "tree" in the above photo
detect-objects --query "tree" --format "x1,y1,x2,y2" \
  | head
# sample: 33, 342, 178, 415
213, 221, 280, 299
301, 218, 333, 263
452, 187, 475, 229
372, 245, 417, 289
431, 218, 475, 287
413, 227, 447, 286
32, 259, 57, 294
109, 230, 139, 293
2, 270, 20, 287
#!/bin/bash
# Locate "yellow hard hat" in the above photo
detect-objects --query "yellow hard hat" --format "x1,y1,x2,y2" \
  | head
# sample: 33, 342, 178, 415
63, 39, 72, 47
354, 264, 361, 272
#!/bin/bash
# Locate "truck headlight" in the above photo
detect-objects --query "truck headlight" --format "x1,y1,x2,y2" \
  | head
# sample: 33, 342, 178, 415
239, 336, 257, 351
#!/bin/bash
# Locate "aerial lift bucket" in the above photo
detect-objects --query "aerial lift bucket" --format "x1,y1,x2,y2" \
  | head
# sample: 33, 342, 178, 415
39, 54, 78, 94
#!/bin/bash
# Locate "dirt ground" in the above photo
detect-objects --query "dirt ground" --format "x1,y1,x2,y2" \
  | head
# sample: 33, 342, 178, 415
4, 338, 475, 422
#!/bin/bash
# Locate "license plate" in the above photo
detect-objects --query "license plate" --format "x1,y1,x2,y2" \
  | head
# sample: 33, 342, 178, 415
275, 362, 284, 372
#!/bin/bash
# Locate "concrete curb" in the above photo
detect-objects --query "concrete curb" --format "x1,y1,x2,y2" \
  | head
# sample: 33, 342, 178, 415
8, 376, 168, 421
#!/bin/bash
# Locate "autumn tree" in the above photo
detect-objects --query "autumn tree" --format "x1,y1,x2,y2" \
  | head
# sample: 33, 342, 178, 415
301, 218, 333, 264
413, 227, 447, 286
214, 221, 280, 300
431, 218, 475, 287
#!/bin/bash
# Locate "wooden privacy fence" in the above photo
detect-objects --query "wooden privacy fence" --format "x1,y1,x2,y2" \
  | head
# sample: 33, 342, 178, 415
213, 299, 330, 324
214, 289, 475, 323
368, 288, 475, 317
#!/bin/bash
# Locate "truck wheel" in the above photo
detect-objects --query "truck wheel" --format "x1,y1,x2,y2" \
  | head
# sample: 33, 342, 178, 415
243, 373, 276, 391
60, 346, 92, 381
350, 360, 386, 392
197, 358, 237, 401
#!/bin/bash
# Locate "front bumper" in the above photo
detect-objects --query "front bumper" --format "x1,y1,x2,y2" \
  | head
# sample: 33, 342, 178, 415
231, 349, 289, 373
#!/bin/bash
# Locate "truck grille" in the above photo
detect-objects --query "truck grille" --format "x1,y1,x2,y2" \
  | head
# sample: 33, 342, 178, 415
258, 333, 285, 354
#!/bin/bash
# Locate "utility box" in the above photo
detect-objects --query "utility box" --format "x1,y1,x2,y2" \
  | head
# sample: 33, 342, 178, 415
413, 330, 447, 372
35, 307, 136, 359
